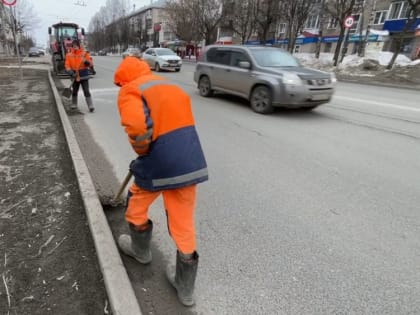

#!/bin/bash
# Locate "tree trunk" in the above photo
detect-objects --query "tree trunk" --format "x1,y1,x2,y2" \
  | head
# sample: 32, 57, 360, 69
386, 36, 403, 70
333, 27, 346, 66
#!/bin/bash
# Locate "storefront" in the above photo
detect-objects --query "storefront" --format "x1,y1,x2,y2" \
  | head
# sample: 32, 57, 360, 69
245, 29, 389, 55
382, 18, 420, 59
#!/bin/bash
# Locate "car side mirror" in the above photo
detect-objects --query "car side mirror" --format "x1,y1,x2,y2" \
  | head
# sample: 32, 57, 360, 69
239, 61, 251, 69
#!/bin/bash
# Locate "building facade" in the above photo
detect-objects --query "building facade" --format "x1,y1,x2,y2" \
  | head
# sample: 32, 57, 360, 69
126, 0, 175, 49
219, 0, 419, 59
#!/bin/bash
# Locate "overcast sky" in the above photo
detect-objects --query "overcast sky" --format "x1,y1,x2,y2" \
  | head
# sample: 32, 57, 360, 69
31, 0, 151, 46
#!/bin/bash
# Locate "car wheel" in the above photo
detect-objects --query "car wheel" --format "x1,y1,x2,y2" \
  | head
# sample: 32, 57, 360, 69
250, 86, 274, 114
175, 68, 180, 72
198, 76, 213, 97
155, 63, 161, 72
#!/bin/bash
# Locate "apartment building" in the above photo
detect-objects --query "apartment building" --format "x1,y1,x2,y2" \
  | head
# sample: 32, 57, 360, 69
220, 0, 419, 59
126, 0, 175, 49
382, 0, 420, 59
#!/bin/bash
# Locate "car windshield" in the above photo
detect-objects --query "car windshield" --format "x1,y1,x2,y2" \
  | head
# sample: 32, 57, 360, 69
29, 48, 38, 52
156, 48, 176, 56
251, 49, 300, 67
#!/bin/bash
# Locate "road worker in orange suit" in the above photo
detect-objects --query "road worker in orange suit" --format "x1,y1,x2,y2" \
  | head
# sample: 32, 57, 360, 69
65, 39, 94, 112
114, 56, 208, 306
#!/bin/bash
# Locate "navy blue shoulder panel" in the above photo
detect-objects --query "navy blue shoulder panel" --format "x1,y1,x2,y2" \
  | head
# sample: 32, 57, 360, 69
130, 125, 208, 191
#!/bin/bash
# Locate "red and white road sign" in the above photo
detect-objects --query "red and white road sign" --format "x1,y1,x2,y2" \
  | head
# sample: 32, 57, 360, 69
344, 16, 355, 28
2, 0, 17, 5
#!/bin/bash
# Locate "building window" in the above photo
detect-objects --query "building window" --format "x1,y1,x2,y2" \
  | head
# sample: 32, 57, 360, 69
277, 23, 286, 36
388, 1, 409, 20
373, 10, 388, 24
305, 15, 319, 29
348, 14, 360, 34
163, 32, 172, 41
327, 17, 338, 29
146, 19, 152, 30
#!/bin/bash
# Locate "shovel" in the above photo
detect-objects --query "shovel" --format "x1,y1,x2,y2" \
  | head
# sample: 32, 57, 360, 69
62, 80, 73, 98
102, 170, 133, 207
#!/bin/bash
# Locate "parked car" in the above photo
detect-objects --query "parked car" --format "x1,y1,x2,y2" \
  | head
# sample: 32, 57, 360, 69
142, 48, 182, 72
122, 47, 141, 59
28, 47, 44, 57
98, 50, 107, 56
194, 45, 337, 114
37, 48, 46, 56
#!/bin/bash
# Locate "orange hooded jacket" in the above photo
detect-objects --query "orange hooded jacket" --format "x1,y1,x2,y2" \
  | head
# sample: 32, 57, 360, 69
114, 57, 208, 191
65, 47, 92, 81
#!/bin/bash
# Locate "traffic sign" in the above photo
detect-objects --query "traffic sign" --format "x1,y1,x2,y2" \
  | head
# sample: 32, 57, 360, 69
344, 16, 354, 28
1, 0, 17, 6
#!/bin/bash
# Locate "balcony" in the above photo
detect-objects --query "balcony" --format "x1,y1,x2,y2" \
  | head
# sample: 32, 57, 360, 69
383, 17, 420, 33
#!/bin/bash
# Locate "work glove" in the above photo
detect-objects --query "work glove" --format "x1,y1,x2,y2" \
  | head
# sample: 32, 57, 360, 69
67, 70, 74, 77
84, 60, 91, 66
90, 67, 96, 75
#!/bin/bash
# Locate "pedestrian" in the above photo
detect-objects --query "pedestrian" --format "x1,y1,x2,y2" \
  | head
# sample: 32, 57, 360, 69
65, 39, 95, 112
113, 56, 208, 306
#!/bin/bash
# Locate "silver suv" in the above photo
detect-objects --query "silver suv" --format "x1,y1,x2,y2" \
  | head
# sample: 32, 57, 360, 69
194, 45, 336, 114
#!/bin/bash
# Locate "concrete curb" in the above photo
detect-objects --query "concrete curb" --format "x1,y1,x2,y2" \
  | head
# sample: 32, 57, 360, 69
47, 70, 142, 315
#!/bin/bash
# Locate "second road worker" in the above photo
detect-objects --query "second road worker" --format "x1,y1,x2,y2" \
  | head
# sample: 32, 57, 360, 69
65, 39, 95, 112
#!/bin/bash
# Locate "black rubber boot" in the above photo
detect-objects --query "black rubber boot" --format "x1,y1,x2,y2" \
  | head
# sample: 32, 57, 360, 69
86, 96, 94, 112
166, 251, 199, 306
71, 95, 77, 109
118, 220, 153, 264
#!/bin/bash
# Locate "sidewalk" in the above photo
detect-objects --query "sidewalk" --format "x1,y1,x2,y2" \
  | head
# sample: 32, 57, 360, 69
0, 63, 141, 314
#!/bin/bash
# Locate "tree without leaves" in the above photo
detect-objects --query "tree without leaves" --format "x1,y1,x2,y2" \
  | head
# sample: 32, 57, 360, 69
326, 0, 362, 66
195, 0, 226, 45
87, 0, 131, 51
165, 0, 225, 45
164, 0, 199, 42
281, 0, 316, 53
387, 0, 420, 69
225, 0, 257, 44
253, 0, 281, 44
0, 0, 40, 53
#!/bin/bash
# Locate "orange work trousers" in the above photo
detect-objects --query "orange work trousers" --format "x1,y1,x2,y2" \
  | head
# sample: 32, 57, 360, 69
125, 182, 197, 254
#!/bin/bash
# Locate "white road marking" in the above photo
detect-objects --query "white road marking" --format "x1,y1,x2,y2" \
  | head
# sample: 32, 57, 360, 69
333, 95, 420, 113
90, 87, 120, 94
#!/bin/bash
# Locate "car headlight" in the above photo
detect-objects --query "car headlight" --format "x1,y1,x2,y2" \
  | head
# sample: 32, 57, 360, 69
283, 73, 303, 86
331, 72, 337, 84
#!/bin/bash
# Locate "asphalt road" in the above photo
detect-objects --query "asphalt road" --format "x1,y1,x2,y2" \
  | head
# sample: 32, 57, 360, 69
64, 57, 420, 315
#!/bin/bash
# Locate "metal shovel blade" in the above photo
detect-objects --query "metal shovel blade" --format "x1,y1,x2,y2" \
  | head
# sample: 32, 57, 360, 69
62, 87, 72, 98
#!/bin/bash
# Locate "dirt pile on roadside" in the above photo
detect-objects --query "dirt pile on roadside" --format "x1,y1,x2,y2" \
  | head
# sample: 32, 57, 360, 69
379, 63, 420, 84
